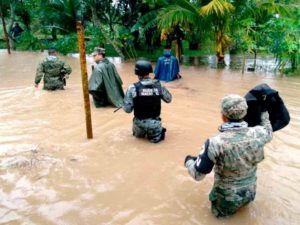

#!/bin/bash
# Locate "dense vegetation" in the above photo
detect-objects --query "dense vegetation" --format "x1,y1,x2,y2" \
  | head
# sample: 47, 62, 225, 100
0, 0, 299, 73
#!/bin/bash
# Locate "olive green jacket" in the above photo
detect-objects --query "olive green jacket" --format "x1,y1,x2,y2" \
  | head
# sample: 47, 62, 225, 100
35, 56, 72, 90
89, 58, 124, 107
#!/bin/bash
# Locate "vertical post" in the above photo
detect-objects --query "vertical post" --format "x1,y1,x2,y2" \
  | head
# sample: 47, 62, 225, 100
175, 40, 180, 62
76, 21, 93, 139
242, 53, 246, 74
0, 2, 11, 54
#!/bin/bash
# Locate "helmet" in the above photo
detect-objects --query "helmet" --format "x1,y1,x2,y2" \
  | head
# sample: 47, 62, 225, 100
221, 94, 248, 120
134, 60, 153, 76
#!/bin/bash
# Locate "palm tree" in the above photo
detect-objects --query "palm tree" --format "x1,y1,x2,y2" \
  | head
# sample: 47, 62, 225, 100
87, 0, 125, 58
157, 0, 202, 60
200, 0, 235, 64
149, 0, 235, 63
131, 1, 164, 54
38, 0, 83, 39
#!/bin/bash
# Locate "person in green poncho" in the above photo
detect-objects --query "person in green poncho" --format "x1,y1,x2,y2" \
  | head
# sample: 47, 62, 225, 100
89, 47, 124, 108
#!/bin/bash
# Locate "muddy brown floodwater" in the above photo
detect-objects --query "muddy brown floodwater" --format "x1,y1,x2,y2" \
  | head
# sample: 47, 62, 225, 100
0, 50, 299, 225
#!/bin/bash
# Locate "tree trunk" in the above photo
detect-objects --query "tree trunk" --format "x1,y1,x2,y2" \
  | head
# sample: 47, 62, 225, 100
291, 53, 296, 71
8, 0, 16, 50
217, 51, 225, 65
216, 43, 225, 65
90, 4, 125, 59
194, 56, 200, 66
51, 27, 57, 40
0, 2, 10, 54
189, 42, 198, 50
20, 0, 30, 30
253, 49, 257, 69
280, 61, 286, 76
242, 53, 246, 74
76, 21, 93, 139
175, 39, 181, 63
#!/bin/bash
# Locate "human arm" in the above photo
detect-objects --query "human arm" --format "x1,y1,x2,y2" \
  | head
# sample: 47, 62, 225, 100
34, 62, 44, 87
259, 111, 273, 143
61, 62, 72, 79
161, 85, 172, 103
184, 139, 214, 181
122, 85, 135, 113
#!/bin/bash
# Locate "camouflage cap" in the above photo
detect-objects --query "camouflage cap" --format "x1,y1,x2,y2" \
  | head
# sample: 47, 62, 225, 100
221, 94, 248, 120
48, 47, 57, 55
92, 47, 105, 56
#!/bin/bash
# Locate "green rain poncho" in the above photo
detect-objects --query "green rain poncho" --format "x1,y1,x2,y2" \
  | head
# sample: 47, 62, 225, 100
89, 58, 124, 108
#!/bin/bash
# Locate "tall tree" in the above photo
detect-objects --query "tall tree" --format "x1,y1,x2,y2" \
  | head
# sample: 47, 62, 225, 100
200, 0, 235, 64
0, 0, 10, 53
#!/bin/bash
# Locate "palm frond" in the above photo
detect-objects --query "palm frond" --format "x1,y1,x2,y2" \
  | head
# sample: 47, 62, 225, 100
131, 11, 158, 32
200, 0, 234, 17
158, 4, 199, 30
172, 0, 199, 15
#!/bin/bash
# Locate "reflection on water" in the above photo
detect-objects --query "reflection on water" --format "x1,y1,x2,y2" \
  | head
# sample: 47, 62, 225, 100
0, 51, 299, 225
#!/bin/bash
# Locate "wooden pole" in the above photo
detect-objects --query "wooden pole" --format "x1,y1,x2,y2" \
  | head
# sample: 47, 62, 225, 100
76, 21, 93, 139
0, 2, 11, 54
175, 40, 180, 62
242, 53, 246, 74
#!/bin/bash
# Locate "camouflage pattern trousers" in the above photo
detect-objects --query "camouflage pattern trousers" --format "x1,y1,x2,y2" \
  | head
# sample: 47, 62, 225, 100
43, 79, 64, 90
209, 183, 256, 217
132, 117, 164, 143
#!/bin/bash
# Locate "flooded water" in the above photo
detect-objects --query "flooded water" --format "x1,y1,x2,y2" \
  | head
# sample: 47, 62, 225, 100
0, 50, 299, 225
182, 54, 286, 75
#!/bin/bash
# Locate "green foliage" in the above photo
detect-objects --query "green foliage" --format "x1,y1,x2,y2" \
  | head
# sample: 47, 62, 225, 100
200, 0, 234, 17
39, 0, 87, 34
0, 41, 6, 49
115, 25, 137, 59
131, 11, 158, 34
84, 24, 106, 53
158, 1, 199, 30
50, 33, 78, 55
231, 18, 257, 54
15, 31, 42, 51
0, 0, 298, 73
260, 16, 299, 70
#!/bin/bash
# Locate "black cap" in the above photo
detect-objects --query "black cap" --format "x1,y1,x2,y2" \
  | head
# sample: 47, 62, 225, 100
134, 60, 153, 76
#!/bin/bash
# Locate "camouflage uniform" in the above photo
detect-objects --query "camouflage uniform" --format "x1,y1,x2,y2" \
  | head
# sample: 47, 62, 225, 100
35, 56, 72, 90
123, 78, 172, 143
185, 94, 273, 217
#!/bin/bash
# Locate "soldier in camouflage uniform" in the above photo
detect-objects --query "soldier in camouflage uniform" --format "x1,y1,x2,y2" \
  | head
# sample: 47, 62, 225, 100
34, 47, 72, 90
123, 60, 172, 143
184, 94, 273, 217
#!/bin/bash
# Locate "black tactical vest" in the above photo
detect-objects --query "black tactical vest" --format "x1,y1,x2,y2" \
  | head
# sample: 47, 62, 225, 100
133, 81, 162, 119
